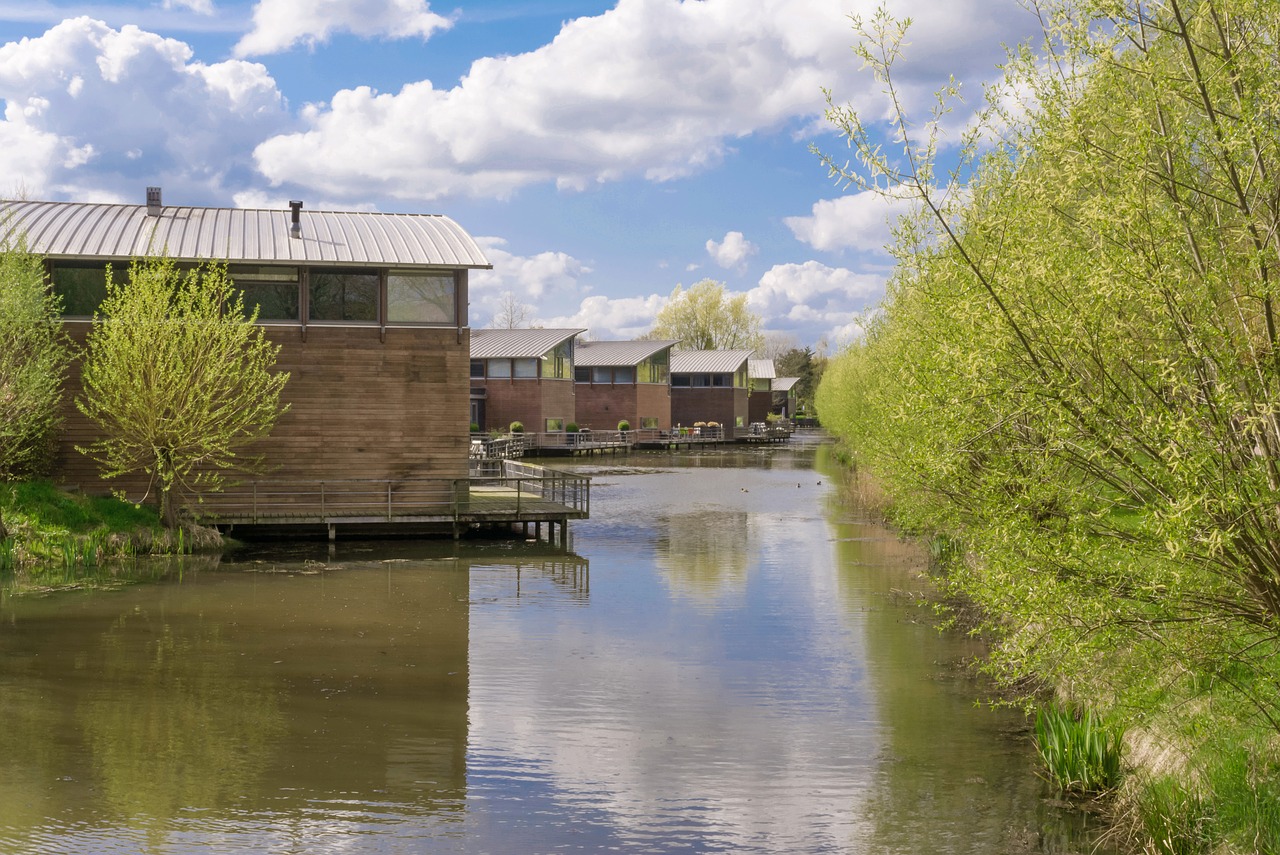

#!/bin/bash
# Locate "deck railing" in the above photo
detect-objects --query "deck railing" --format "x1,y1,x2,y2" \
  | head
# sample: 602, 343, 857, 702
191, 460, 588, 524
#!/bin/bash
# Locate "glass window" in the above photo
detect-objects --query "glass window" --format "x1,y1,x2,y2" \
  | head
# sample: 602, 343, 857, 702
488, 359, 511, 378
309, 269, 378, 322
592, 367, 612, 384
575, 366, 590, 383
614, 366, 635, 384
692, 374, 710, 388
672, 375, 691, 387
713, 374, 731, 387
641, 417, 659, 429
513, 358, 538, 378
546, 418, 564, 432
470, 360, 485, 379
640, 355, 669, 384
387, 271, 455, 324
547, 341, 572, 379
52, 263, 109, 316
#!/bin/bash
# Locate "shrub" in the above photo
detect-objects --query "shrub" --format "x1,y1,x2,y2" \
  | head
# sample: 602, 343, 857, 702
617, 420, 631, 432
508, 421, 524, 433
470, 422, 480, 433
566, 423, 579, 433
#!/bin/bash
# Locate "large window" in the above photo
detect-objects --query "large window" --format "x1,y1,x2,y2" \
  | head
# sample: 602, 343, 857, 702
545, 341, 573, 379
641, 352, 669, 384
309, 269, 378, 322
513, 358, 538, 378
387, 271, 455, 324
575, 367, 590, 383
229, 265, 299, 321
470, 360, 486, 379
488, 359, 512, 379
52, 263, 109, 316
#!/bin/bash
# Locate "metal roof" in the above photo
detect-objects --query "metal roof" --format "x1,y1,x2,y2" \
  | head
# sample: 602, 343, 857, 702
749, 359, 776, 380
470, 328, 585, 359
772, 376, 800, 392
670, 349, 754, 374
576, 339, 679, 367
0, 199, 491, 269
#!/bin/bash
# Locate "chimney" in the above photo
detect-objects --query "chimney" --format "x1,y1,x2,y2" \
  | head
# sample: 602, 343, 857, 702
289, 200, 303, 239
146, 186, 162, 216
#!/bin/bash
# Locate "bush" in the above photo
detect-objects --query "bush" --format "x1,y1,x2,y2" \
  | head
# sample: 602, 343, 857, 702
508, 421, 524, 433
469, 422, 480, 433
617, 420, 631, 432
566, 423, 579, 433
1033, 703, 1124, 795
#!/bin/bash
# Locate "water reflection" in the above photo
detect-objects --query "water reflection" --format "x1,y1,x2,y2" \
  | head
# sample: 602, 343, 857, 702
655, 511, 751, 601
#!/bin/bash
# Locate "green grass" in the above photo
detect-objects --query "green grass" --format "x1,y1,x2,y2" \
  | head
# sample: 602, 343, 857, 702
1034, 703, 1125, 796
4, 479, 160, 533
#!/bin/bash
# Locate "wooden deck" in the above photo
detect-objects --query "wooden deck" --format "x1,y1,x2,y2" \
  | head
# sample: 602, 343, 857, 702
190, 460, 588, 544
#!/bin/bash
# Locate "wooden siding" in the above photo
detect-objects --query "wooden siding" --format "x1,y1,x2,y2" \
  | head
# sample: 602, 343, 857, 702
748, 388, 773, 425
574, 383, 671, 431
473, 377, 575, 433
54, 322, 470, 503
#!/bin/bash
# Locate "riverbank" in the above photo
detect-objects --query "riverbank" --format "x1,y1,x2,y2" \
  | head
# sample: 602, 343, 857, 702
0, 479, 222, 590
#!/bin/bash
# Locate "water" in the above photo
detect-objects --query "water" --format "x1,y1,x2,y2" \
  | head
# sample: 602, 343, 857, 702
0, 438, 1111, 853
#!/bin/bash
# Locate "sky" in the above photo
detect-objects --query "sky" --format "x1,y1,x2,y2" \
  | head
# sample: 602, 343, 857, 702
0, 0, 1044, 351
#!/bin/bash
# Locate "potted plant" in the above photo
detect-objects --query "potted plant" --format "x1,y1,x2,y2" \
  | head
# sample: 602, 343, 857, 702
617, 419, 631, 433
509, 421, 524, 434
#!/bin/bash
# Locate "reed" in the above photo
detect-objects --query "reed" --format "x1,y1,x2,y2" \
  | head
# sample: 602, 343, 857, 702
1033, 703, 1124, 795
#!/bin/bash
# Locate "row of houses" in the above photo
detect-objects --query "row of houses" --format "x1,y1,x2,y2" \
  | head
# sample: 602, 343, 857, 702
0, 196, 795, 532
469, 328, 799, 438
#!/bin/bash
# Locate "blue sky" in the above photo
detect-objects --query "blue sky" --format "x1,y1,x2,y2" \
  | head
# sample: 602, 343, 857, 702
0, 0, 1042, 350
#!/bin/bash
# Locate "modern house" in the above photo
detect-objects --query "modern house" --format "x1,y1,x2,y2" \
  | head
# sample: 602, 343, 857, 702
573, 339, 678, 431
469, 328, 584, 434
669, 349, 753, 436
1, 194, 492, 523
747, 358, 775, 425
772, 377, 800, 418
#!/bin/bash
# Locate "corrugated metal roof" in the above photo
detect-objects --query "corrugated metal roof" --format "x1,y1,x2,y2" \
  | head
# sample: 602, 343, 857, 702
470, 328, 585, 359
0, 199, 491, 269
576, 340, 678, 367
773, 376, 800, 392
749, 359, 776, 380
670, 349, 754, 374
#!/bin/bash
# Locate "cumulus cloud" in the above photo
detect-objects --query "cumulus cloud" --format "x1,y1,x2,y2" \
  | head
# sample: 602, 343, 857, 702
543, 293, 670, 342
784, 189, 915, 254
0, 17, 291, 202
747, 260, 886, 347
706, 231, 757, 270
163, 0, 215, 14
252, 0, 1035, 203
233, 0, 453, 57
467, 236, 593, 326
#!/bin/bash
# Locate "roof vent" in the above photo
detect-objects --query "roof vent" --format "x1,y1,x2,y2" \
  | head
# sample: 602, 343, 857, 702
146, 186, 162, 216
289, 200, 303, 239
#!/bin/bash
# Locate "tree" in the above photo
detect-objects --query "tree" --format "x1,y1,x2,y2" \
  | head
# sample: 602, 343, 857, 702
491, 291, 535, 329
649, 279, 763, 351
0, 232, 70, 480
816, 0, 1280, 732
77, 257, 290, 528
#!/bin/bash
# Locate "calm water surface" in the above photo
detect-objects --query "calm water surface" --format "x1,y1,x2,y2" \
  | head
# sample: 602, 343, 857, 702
0, 439, 1112, 854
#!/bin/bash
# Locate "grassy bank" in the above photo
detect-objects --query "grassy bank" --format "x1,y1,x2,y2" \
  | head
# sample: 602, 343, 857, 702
0, 479, 222, 592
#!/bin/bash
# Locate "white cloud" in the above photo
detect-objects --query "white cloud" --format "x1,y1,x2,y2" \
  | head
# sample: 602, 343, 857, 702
706, 230, 757, 269
784, 189, 915, 254
233, 0, 453, 57
748, 260, 886, 347
163, 0, 215, 14
252, 0, 1035, 202
467, 236, 593, 326
0, 17, 291, 202
543, 293, 669, 342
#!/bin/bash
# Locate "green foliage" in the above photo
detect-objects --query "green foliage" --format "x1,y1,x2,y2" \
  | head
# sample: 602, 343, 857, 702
617, 419, 631, 432
566, 422, 579, 433
815, 0, 1280, 737
469, 422, 480, 433
1137, 776, 1214, 855
508, 420, 524, 434
1033, 704, 1124, 795
649, 279, 763, 352
0, 232, 71, 478
77, 257, 289, 527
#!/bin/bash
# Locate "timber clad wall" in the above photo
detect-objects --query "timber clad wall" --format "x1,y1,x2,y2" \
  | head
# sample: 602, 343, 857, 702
748, 391, 772, 425
475, 378, 575, 433
56, 322, 470, 499
575, 383, 671, 431
670, 388, 748, 435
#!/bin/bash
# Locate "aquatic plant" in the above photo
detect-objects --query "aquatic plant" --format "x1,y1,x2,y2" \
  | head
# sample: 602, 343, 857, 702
1033, 704, 1124, 795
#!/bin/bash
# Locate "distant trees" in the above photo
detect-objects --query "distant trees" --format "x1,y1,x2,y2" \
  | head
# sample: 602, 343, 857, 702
649, 279, 763, 351
491, 291, 535, 329
0, 233, 70, 480
77, 257, 290, 528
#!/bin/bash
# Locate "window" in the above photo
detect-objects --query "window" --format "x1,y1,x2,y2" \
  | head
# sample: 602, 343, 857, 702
575, 366, 590, 383
52, 263, 109, 316
672, 375, 691, 387
488, 359, 511, 378
387, 271, 455, 324
713, 374, 731, 387
641, 417, 659, 429
546, 418, 564, 432
613, 366, 635, 384
513, 358, 538, 378
691, 374, 710, 388
735, 416, 745, 428
592, 367, 612, 384
230, 265, 300, 321
545, 341, 573, 379
641, 353, 669, 384
309, 269, 378, 322
470, 360, 486, 379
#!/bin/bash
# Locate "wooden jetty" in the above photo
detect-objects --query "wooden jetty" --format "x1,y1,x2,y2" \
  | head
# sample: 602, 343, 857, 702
194, 460, 589, 546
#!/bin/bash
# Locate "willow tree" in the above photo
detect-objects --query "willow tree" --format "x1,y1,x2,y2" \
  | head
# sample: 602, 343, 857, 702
817, 0, 1280, 727
77, 257, 289, 528
649, 279, 763, 351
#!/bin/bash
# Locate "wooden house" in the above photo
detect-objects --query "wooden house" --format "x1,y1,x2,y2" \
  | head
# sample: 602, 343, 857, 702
573, 339, 678, 431
772, 376, 800, 418
1, 195, 490, 514
669, 349, 753, 437
747, 358, 775, 425
469, 328, 584, 434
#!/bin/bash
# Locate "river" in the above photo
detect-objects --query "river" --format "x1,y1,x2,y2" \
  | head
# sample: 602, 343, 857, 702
0, 437, 1113, 853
